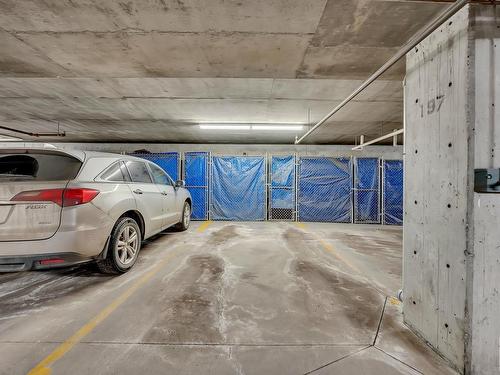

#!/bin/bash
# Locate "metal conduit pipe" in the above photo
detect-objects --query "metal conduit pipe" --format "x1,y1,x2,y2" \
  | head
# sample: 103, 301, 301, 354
0, 125, 66, 138
295, 0, 470, 145
351, 129, 404, 150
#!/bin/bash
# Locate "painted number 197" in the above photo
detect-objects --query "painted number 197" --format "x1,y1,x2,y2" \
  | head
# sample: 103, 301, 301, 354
419, 95, 445, 117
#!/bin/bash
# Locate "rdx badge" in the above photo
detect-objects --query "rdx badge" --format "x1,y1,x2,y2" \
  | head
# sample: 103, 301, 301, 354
26, 204, 48, 209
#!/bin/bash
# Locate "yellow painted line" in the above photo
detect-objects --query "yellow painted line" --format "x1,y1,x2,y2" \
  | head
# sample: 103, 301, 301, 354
319, 239, 361, 274
197, 220, 212, 233
27, 252, 176, 375
389, 296, 401, 306
293, 222, 387, 296
293, 222, 360, 273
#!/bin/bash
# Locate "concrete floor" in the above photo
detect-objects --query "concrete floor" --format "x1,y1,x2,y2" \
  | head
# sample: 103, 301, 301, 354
0, 221, 458, 375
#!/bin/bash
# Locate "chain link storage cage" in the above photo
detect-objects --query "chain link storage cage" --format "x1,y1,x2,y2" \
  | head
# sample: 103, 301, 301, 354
297, 157, 353, 223
382, 159, 403, 225
183, 152, 209, 220
268, 155, 296, 221
131, 152, 180, 181
353, 158, 381, 223
209, 155, 267, 221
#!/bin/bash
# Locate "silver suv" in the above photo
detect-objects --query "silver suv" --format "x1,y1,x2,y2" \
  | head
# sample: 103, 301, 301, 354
0, 144, 192, 274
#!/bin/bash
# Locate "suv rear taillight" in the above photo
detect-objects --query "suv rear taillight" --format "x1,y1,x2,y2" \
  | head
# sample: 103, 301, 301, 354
11, 188, 99, 207
11, 189, 64, 206
62, 188, 100, 207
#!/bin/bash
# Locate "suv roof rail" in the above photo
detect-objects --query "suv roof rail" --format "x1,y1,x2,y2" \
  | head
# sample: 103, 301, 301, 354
0, 142, 58, 150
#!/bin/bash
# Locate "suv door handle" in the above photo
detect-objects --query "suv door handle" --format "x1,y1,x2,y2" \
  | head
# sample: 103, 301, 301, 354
161, 191, 168, 196
133, 189, 143, 195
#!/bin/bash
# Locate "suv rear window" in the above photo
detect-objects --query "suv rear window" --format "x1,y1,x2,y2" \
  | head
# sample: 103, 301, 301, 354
0, 153, 82, 181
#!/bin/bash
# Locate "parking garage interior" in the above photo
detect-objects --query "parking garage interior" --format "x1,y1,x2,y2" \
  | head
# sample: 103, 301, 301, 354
0, 1, 499, 375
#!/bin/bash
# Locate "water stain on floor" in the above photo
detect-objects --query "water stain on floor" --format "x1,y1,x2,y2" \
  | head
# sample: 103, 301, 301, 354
240, 271, 257, 281
337, 233, 400, 255
336, 233, 402, 277
0, 264, 111, 318
208, 225, 239, 246
282, 227, 317, 255
292, 259, 383, 332
143, 254, 225, 343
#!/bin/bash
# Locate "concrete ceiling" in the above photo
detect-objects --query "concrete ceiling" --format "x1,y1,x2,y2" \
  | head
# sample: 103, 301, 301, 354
0, 0, 447, 144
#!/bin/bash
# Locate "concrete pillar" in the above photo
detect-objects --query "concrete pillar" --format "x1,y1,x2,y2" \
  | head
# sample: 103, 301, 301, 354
404, 4, 500, 374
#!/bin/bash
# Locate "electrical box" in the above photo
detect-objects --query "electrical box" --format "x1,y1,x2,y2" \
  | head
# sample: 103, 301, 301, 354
474, 169, 500, 193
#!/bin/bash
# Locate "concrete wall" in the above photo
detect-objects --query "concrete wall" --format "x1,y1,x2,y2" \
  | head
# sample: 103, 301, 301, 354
469, 5, 500, 375
49, 142, 404, 159
404, 4, 500, 374
404, 6, 470, 370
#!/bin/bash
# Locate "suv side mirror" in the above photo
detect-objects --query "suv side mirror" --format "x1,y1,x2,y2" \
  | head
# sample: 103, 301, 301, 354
175, 179, 185, 188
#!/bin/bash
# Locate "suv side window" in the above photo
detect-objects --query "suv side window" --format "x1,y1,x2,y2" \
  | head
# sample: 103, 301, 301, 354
119, 162, 132, 181
125, 160, 152, 183
149, 163, 172, 186
99, 162, 127, 182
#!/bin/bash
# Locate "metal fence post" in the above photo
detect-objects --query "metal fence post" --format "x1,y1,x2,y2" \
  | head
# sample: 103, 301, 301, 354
296, 155, 300, 222
381, 158, 385, 225
351, 156, 355, 224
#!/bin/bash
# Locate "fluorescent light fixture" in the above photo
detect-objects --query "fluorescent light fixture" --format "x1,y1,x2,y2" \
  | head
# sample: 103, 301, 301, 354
252, 125, 303, 131
199, 124, 251, 130
199, 124, 304, 131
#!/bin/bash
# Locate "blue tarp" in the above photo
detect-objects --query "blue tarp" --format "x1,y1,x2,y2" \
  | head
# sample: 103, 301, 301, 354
270, 156, 294, 209
298, 157, 352, 223
210, 156, 266, 221
355, 158, 379, 223
134, 152, 179, 181
184, 152, 208, 220
271, 156, 294, 188
384, 160, 403, 225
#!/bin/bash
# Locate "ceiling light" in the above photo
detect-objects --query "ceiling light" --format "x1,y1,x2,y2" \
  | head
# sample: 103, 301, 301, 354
251, 125, 303, 131
199, 124, 304, 131
199, 124, 251, 130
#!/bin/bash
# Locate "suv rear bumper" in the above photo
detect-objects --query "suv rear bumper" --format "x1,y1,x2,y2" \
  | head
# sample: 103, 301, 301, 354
0, 218, 113, 259
0, 252, 94, 272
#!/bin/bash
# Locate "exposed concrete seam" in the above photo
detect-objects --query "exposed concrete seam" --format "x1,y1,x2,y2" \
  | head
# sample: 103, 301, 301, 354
265, 79, 276, 118
303, 296, 424, 374
0, 341, 372, 347
372, 346, 424, 375
0, 26, 74, 76
6, 30, 317, 37
373, 296, 388, 346
294, 0, 328, 78
0, 96, 402, 103
80, 342, 372, 348
302, 345, 371, 375
404, 320, 462, 373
